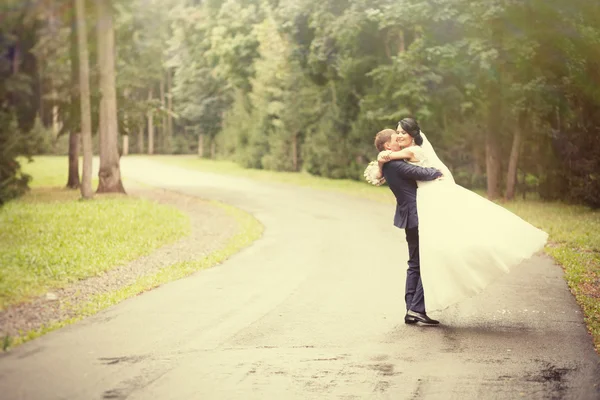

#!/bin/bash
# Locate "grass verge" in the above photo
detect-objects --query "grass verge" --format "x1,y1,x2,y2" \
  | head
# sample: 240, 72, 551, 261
152, 155, 600, 353
7, 200, 263, 349
0, 188, 190, 310
19, 156, 101, 188
2, 156, 264, 350
503, 200, 600, 353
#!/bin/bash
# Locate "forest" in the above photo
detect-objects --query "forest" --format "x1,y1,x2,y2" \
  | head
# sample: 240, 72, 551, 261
2, 0, 599, 206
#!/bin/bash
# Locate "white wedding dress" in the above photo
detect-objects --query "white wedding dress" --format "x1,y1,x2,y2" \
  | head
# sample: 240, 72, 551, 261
409, 133, 548, 311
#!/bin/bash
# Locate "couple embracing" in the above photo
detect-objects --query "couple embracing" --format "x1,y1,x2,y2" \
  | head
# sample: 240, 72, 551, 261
365, 118, 548, 325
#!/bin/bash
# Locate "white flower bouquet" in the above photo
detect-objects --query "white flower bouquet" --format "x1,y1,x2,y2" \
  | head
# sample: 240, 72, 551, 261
363, 160, 386, 186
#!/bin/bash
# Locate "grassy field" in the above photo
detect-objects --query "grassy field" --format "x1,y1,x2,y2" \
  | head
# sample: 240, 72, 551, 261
153, 155, 600, 353
0, 158, 191, 310
0, 190, 189, 310
1, 156, 265, 350
9, 198, 263, 349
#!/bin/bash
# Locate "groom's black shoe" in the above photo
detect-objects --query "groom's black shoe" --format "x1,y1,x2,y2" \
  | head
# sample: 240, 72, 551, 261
406, 310, 440, 325
404, 313, 418, 324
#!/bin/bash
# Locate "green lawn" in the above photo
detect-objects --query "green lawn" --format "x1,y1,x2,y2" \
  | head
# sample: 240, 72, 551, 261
1, 156, 264, 350
7, 197, 263, 349
0, 158, 190, 310
18, 156, 106, 189
19, 156, 79, 188
153, 155, 600, 353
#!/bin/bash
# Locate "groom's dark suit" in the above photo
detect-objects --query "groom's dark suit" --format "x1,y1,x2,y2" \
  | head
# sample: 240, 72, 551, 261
382, 160, 442, 314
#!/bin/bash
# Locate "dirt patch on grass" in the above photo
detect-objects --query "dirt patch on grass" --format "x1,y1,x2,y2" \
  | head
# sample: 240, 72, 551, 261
0, 186, 239, 340
581, 276, 600, 299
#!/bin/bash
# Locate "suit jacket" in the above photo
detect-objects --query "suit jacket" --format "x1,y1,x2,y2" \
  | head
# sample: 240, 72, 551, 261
382, 160, 442, 229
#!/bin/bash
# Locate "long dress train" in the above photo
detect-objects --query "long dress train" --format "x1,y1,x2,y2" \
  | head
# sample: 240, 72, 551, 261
398, 135, 547, 311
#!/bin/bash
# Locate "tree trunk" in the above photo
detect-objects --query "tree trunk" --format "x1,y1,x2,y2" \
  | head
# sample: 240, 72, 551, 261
504, 133, 521, 201
505, 113, 525, 200
292, 133, 298, 171
398, 30, 405, 53
198, 133, 204, 157
486, 20, 503, 200
329, 80, 337, 105
472, 155, 482, 177
147, 89, 154, 155
67, 8, 80, 189
67, 131, 81, 188
442, 109, 448, 132
38, 58, 45, 124
210, 139, 216, 159
122, 134, 129, 156
52, 89, 60, 139
521, 169, 527, 200
121, 89, 130, 156
486, 120, 502, 200
160, 76, 167, 153
12, 45, 20, 74
137, 120, 144, 154
167, 68, 173, 150
96, 0, 125, 194
52, 89, 61, 147
75, 0, 93, 199
471, 145, 483, 187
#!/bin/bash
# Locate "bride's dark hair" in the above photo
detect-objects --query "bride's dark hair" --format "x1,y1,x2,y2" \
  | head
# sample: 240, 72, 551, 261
398, 118, 423, 146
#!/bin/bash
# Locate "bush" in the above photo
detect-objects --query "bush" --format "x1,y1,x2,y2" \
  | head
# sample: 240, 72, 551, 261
544, 128, 600, 208
28, 116, 66, 155
0, 111, 31, 206
171, 133, 195, 155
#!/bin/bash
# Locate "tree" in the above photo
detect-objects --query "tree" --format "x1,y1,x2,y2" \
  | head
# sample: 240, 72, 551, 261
3, 0, 600, 207
95, 0, 125, 194
67, 6, 81, 189
0, 0, 40, 205
147, 89, 154, 155
75, 0, 94, 199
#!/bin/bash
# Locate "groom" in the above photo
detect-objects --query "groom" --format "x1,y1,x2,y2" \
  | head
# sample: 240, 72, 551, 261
374, 128, 442, 325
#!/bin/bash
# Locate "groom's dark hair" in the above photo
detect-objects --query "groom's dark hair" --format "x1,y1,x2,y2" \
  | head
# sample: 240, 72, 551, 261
374, 129, 396, 152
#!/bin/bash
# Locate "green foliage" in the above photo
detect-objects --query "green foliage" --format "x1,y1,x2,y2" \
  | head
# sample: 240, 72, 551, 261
0, 113, 31, 205
4, 0, 600, 206
27, 116, 57, 154
224, 13, 296, 169
171, 132, 196, 155
0, 6, 34, 205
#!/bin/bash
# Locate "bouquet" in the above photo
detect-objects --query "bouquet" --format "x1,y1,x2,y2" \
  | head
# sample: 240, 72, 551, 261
363, 160, 386, 186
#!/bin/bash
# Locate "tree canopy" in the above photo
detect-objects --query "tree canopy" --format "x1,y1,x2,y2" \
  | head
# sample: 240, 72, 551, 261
2, 0, 599, 206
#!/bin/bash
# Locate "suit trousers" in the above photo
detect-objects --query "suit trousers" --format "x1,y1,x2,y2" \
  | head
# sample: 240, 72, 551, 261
405, 227, 426, 313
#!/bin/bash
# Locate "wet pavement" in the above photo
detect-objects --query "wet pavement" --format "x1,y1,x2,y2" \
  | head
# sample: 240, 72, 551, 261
1, 157, 598, 400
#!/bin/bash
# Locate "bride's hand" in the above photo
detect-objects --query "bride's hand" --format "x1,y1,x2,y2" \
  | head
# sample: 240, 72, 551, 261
377, 150, 392, 163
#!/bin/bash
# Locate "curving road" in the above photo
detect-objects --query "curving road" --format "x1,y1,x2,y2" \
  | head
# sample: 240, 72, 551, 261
1, 157, 599, 400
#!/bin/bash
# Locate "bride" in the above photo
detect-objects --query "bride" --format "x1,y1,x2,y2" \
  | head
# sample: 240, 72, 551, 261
365, 118, 548, 311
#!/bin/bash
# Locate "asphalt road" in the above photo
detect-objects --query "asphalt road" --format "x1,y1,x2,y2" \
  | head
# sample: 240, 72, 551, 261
1, 157, 599, 400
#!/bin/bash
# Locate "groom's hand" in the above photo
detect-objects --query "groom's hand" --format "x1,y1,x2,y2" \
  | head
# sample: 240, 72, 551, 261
377, 150, 392, 162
